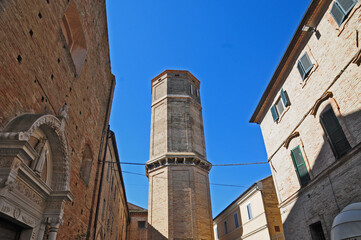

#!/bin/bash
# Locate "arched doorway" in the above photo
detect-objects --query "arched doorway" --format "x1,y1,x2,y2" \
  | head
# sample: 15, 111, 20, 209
0, 113, 73, 240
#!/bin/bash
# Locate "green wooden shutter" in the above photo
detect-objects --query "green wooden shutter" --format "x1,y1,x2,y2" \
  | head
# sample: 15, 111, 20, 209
337, 0, 357, 15
291, 146, 310, 186
330, 2, 345, 26
271, 105, 279, 122
280, 89, 290, 107
320, 108, 351, 158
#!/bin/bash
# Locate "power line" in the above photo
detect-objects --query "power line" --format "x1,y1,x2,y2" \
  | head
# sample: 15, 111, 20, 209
122, 170, 247, 188
119, 161, 268, 166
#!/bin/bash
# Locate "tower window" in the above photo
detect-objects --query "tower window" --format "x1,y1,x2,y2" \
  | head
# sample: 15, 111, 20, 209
320, 107, 351, 158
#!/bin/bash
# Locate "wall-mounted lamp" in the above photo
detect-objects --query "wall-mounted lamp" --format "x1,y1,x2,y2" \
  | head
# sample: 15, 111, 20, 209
302, 25, 316, 32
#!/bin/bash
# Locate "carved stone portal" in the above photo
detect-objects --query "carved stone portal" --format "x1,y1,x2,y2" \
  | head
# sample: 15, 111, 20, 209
0, 113, 73, 240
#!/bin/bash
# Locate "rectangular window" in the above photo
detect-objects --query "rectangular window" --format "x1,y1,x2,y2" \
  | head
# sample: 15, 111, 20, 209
138, 221, 146, 228
271, 89, 290, 122
297, 52, 313, 80
234, 212, 239, 228
224, 221, 228, 234
320, 108, 351, 158
247, 203, 253, 220
330, 0, 357, 26
291, 146, 311, 186
309, 221, 326, 240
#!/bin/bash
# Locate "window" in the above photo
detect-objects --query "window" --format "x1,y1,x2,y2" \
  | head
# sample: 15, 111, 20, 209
234, 212, 239, 228
80, 144, 92, 185
102, 199, 106, 220
330, 0, 357, 26
309, 221, 326, 240
320, 107, 351, 158
247, 203, 253, 220
224, 221, 228, 234
297, 52, 313, 80
291, 146, 311, 186
271, 89, 290, 122
138, 221, 146, 228
190, 84, 193, 95
275, 226, 280, 232
61, 0, 87, 76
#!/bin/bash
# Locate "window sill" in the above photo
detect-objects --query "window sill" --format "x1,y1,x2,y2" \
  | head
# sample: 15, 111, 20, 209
277, 106, 290, 124
301, 63, 319, 89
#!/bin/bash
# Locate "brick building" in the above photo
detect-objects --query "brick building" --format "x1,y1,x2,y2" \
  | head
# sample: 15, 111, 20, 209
213, 176, 284, 240
127, 203, 148, 240
250, 0, 361, 239
146, 70, 214, 239
0, 0, 129, 239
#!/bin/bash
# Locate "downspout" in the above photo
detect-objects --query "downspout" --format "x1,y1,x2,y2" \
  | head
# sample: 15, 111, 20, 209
86, 75, 115, 240
93, 125, 111, 240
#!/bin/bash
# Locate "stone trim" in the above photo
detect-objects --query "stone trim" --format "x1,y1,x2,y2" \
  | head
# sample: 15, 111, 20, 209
310, 91, 333, 116
146, 156, 212, 175
283, 132, 300, 149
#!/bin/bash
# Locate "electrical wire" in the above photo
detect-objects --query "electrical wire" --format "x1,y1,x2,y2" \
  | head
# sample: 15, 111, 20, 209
118, 161, 268, 166
122, 170, 248, 188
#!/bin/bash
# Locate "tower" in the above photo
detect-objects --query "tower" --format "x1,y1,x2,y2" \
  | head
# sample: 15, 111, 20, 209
146, 70, 213, 240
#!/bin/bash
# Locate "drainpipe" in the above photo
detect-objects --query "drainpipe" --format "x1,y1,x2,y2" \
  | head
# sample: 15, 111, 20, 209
93, 125, 110, 240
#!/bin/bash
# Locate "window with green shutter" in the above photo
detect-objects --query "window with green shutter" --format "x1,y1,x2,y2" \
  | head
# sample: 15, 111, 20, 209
291, 146, 311, 186
270, 89, 291, 122
330, 0, 357, 26
297, 52, 313, 80
320, 108, 351, 158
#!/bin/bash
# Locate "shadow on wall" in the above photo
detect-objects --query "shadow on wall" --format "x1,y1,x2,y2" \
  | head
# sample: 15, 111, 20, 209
147, 224, 167, 240
282, 108, 361, 240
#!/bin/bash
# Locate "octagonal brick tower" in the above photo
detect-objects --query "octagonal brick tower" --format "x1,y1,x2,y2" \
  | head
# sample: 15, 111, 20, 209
146, 70, 214, 240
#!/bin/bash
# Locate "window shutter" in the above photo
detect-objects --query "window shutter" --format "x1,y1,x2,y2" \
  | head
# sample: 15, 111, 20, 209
337, 0, 357, 15
331, 2, 346, 26
291, 146, 311, 186
320, 108, 351, 158
271, 105, 279, 122
298, 53, 313, 80
280, 89, 290, 107
297, 60, 306, 80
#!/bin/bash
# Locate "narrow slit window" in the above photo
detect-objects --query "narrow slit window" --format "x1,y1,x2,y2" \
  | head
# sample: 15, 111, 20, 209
247, 203, 253, 220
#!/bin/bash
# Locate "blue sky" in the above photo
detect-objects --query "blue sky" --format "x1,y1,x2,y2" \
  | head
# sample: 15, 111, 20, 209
106, 0, 311, 216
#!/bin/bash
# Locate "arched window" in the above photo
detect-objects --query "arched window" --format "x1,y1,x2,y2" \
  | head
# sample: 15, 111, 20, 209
80, 144, 93, 186
61, 0, 87, 76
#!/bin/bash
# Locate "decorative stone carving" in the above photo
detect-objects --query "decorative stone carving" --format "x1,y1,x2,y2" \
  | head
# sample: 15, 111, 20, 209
146, 156, 212, 175
310, 92, 333, 116
284, 132, 300, 149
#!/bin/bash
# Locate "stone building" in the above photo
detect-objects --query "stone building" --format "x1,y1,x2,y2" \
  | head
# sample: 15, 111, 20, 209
146, 70, 214, 239
0, 0, 129, 239
213, 176, 284, 240
250, 0, 361, 239
127, 203, 148, 240
93, 131, 130, 240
